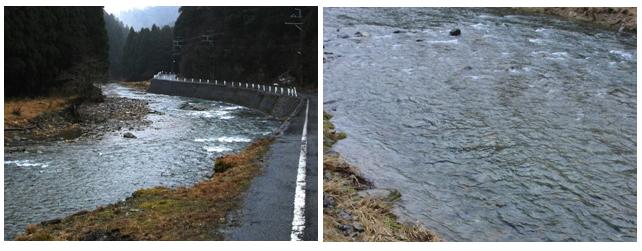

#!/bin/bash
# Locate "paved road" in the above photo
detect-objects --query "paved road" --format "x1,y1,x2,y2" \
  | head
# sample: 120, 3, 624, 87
226, 93, 317, 241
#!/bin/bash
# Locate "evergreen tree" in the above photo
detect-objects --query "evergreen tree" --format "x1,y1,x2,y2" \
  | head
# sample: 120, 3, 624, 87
104, 12, 129, 80
120, 25, 173, 81
5, 7, 109, 98
173, 7, 318, 88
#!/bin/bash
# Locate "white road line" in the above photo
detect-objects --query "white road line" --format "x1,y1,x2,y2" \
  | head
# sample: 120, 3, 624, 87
290, 99, 309, 241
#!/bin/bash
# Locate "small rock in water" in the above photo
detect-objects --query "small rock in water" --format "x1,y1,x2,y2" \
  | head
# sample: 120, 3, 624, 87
449, 28, 461, 36
354, 31, 367, 37
393, 30, 403, 34
416, 39, 424, 42
123, 132, 137, 138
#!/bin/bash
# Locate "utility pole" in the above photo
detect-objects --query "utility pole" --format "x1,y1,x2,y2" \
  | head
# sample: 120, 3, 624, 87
172, 37, 183, 74
285, 8, 304, 87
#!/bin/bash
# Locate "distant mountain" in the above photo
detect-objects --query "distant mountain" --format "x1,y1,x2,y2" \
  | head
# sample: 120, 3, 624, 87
116, 6, 179, 31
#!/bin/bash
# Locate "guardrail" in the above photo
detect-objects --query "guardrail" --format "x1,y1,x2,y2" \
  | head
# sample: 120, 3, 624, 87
153, 71, 298, 97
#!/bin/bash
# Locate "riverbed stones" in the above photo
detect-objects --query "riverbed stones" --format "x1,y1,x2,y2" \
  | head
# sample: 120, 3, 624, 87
81, 229, 133, 241
339, 224, 359, 237
449, 28, 461, 36
323, 194, 336, 209
179, 102, 209, 111
338, 210, 353, 221
353, 222, 365, 232
123, 132, 136, 138
41, 218, 62, 225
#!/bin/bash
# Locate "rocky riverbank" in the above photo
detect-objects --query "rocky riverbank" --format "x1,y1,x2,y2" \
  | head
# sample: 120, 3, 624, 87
515, 7, 637, 32
4, 92, 151, 150
323, 112, 439, 242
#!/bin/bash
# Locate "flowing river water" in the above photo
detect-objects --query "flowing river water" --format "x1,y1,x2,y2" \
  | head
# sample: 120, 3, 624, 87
324, 8, 636, 241
4, 84, 279, 240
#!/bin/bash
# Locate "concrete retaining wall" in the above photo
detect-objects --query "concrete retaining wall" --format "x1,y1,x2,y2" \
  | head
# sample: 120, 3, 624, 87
148, 79, 303, 119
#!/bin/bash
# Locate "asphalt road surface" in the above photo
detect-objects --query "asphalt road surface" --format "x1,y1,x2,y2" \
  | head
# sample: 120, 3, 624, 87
226, 92, 317, 241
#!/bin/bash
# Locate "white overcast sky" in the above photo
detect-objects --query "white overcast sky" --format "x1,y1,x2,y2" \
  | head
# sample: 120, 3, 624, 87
104, 4, 150, 15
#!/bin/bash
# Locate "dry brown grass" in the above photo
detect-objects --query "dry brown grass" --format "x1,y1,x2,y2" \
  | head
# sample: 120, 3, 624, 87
515, 7, 637, 32
4, 97, 75, 128
122, 81, 151, 91
15, 137, 274, 241
323, 111, 439, 242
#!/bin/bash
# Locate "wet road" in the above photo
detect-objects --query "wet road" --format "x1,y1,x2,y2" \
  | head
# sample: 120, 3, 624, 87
226, 93, 318, 241
324, 8, 636, 241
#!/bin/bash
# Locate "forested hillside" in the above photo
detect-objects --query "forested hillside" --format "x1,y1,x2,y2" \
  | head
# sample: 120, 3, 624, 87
104, 12, 130, 80
104, 13, 173, 81
5, 6, 317, 96
5, 7, 109, 98
174, 7, 317, 88
120, 25, 174, 81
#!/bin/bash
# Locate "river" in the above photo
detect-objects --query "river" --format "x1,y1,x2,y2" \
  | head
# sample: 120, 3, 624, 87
4, 83, 279, 240
324, 8, 636, 241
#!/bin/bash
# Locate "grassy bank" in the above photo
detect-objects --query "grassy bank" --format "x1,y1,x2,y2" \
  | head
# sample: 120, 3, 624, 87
4, 96, 85, 144
323, 112, 439, 242
5, 96, 76, 129
515, 7, 637, 32
16, 137, 274, 240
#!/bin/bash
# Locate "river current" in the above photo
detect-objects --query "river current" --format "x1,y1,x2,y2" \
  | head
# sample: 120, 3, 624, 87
324, 8, 636, 241
4, 84, 279, 239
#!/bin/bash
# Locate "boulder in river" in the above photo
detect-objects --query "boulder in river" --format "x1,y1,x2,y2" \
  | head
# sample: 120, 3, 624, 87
354, 31, 368, 37
179, 102, 209, 111
123, 132, 137, 138
449, 28, 461, 36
